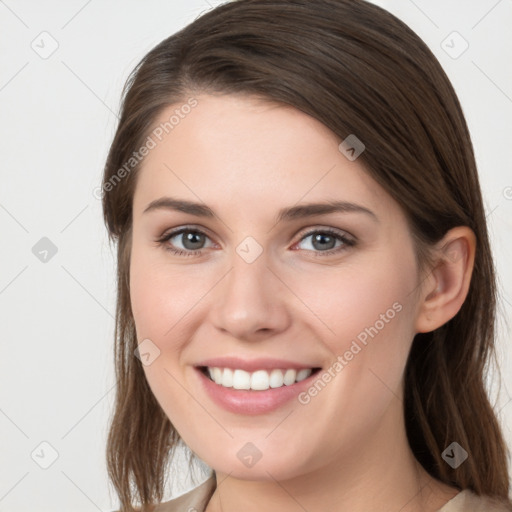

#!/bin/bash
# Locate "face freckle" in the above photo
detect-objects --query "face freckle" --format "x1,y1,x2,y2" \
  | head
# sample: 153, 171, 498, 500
128, 93, 423, 481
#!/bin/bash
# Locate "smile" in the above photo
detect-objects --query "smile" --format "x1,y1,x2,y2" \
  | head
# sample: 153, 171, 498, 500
194, 364, 322, 415
201, 366, 321, 391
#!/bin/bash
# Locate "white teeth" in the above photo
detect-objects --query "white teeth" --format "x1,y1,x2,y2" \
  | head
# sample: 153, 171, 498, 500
250, 370, 269, 391
283, 369, 296, 385
205, 367, 314, 391
269, 369, 284, 388
221, 368, 234, 387
233, 369, 251, 390
296, 368, 312, 382
212, 367, 222, 385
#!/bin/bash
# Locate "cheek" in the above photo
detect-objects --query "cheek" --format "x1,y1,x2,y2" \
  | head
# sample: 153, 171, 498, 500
291, 252, 417, 437
290, 254, 417, 413
290, 255, 416, 355
129, 245, 204, 423
129, 243, 205, 342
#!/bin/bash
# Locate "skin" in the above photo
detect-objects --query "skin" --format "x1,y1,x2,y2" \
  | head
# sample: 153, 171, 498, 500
129, 94, 476, 512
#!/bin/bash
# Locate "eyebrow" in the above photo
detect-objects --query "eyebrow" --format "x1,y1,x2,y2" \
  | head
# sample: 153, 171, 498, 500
143, 197, 378, 223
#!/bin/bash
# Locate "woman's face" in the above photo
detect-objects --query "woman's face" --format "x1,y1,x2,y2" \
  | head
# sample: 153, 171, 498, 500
130, 93, 425, 480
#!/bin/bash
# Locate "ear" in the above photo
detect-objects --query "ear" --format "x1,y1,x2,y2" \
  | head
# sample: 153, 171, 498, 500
414, 226, 476, 334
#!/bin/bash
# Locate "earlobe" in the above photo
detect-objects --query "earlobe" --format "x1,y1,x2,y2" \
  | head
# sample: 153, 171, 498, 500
414, 226, 476, 334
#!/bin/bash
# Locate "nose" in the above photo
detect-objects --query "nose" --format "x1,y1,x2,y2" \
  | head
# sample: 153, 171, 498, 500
209, 250, 291, 342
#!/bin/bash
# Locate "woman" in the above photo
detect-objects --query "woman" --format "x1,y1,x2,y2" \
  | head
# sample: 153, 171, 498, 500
102, 0, 512, 510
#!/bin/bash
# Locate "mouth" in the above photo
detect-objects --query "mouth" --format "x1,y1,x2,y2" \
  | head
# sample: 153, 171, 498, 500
193, 361, 324, 415
197, 365, 323, 392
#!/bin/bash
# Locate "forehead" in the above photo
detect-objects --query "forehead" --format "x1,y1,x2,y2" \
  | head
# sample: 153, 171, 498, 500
133, 94, 392, 219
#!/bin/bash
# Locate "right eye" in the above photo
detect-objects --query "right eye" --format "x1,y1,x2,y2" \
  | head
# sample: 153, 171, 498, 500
156, 227, 215, 257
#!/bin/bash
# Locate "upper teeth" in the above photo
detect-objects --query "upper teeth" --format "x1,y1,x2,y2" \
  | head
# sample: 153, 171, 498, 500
207, 367, 313, 391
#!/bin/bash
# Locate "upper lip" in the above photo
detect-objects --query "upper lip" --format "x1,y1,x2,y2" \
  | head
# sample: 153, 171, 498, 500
195, 357, 321, 373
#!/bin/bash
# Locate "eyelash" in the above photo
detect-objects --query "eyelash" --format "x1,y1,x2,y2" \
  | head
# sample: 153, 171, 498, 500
155, 226, 356, 258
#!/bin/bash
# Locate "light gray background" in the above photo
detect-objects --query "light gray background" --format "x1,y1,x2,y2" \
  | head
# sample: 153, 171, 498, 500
1, 0, 511, 510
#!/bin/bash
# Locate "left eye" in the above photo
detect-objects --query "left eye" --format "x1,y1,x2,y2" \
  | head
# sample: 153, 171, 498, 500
156, 227, 355, 257
294, 229, 354, 253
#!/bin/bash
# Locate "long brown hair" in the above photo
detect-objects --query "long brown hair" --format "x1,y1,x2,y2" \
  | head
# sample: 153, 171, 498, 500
101, 0, 511, 509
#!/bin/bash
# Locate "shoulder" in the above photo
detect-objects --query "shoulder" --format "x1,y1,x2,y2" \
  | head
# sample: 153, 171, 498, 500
439, 489, 512, 512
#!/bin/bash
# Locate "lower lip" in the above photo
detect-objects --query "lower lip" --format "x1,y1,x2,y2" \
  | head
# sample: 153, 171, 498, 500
194, 367, 320, 415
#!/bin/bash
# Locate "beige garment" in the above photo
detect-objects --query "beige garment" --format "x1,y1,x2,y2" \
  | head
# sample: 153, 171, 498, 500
149, 472, 512, 512
438, 488, 512, 512
152, 473, 216, 512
